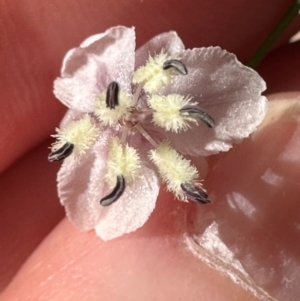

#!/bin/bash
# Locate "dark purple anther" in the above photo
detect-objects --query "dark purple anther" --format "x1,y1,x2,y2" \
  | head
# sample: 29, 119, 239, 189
48, 142, 74, 162
180, 105, 215, 128
100, 175, 126, 206
163, 59, 188, 75
106, 81, 119, 109
181, 182, 210, 204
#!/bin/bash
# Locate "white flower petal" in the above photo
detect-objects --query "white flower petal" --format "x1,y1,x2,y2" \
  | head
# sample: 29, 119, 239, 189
58, 152, 99, 230
57, 132, 110, 230
135, 31, 185, 69
161, 47, 268, 156
95, 137, 160, 241
58, 126, 160, 240
54, 26, 136, 112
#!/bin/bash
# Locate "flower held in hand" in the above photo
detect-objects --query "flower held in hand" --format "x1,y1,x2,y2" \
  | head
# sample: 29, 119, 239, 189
49, 26, 267, 240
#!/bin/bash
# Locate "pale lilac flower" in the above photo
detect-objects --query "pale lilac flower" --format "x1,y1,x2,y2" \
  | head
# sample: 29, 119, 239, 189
49, 26, 267, 240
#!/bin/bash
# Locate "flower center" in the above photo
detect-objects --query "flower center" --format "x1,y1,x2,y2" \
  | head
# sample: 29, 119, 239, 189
119, 106, 150, 129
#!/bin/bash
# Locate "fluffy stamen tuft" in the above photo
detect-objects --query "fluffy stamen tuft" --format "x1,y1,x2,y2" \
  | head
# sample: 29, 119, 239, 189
133, 51, 175, 93
51, 114, 100, 158
95, 89, 134, 126
149, 141, 200, 201
148, 94, 198, 132
105, 137, 141, 188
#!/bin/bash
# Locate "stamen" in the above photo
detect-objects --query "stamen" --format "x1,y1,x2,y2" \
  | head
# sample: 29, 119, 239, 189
106, 137, 141, 187
100, 175, 125, 206
180, 105, 215, 128
148, 94, 195, 133
135, 124, 158, 148
132, 52, 174, 93
163, 59, 188, 75
133, 82, 144, 105
106, 81, 119, 109
48, 142, 74, 162
181, 182, 210, 204
149, 142, 199, 200
120, 126, 129, 145
50, 115, 100, 159
95, 88, 133, 126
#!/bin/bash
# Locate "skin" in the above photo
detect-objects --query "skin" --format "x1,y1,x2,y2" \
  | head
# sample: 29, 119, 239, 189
0, 0, 300, 300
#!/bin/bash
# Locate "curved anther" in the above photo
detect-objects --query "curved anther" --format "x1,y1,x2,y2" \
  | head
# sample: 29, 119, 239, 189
180, 105, 215, 128
163, 59, 188, 75
181, 182, 210, 204
48, 142, 74, 162
106, 81, 119, 109
100, 175, 126, 206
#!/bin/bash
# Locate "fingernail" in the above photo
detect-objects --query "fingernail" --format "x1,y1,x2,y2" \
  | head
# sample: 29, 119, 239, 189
185, 95, 300, 301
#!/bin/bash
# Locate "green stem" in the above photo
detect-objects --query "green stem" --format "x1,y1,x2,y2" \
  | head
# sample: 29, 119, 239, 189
247, 0, 300, 69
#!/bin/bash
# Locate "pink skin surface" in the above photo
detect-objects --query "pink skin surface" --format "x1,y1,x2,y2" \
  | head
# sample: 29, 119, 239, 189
0, 0, 300, 300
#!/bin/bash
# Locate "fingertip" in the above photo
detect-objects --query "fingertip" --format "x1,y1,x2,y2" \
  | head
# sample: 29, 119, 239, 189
188, 96, 300, 300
